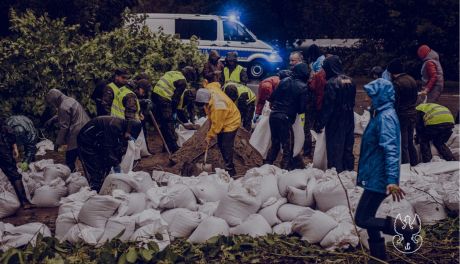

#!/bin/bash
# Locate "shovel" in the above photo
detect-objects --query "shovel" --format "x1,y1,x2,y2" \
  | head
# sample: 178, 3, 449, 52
196, 142, 212, 173
147, 110, 176, 166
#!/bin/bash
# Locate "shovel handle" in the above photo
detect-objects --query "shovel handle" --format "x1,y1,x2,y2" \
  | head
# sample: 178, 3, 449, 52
203, 143, 209, 164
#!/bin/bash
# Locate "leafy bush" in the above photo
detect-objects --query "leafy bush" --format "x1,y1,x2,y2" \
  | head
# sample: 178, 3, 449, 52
0, 9, 206, 119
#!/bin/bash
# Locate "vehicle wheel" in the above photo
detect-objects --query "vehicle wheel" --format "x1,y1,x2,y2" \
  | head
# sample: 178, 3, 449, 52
248, 60, 266, 79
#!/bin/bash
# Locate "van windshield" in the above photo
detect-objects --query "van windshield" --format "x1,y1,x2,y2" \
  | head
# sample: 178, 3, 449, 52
175, 19, 217, 40
223, 20, 255, 42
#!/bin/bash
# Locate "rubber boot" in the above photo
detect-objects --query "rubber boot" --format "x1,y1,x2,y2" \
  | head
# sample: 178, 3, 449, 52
368, 238, 387, 263
13, 180, 33, 209
383, 216, 419, 237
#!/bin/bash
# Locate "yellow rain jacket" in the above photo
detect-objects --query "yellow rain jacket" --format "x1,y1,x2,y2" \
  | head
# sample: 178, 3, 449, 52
204, 83, 241, 140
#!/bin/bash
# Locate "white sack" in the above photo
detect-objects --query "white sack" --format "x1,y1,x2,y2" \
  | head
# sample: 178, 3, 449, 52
99, 215, 136, 243
191, 177, 228, 203
272, 222, 293, 235
277, 169, 309, 197
258, 198, 287, 226
134, 129, 151, 160
55, 212, 78, 241
0, 171, 20, 218
36, 139, 54, 156
412, 161, 459, 176
159, 184, 198, 211
320, 222, 359, 250
168, 210, 205, 238
60, 187, 96, 204
241, 173, 281, 205
120, 140, 136, 173
326, 206, 353, 224
31, 178, 68, 207
161, 208, 190, 224
58, 201, 84, 216
312, 130, 328, 170
353, 111, 370, 135
442, 182, 459, 212
78, 195, 121, 228
229, 214, 272, 237
176, 125, 196, 148
43, 164, 71, 182
130, 226, 170, 251
134, 209, 164, 227
249, 114, 271, 158
197, 201, 219, 216
292, 208, 338, 243
292, 114, 305, 157
313, 179, 348, 212
66, 172, 89, 195
277, 203, 312, 222
188, 216, 230, 243
64, 223, 104, 245
113, 190, 146, 216
1, 223, 51, 250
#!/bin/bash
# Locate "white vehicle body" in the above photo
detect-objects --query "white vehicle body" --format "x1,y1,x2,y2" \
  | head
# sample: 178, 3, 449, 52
142, 13, 282, 79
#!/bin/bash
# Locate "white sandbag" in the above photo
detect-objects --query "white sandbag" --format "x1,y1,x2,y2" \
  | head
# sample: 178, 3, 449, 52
66, 172, 89, 194
258, 198, 287, 226
120, 140, 136, 173
250, 114, 271, 158
31, 178, 68, 207
113, 190, 146, 216
412, 196, 447, 224
214, 183, 262, 226
272, 222, 293, 235
286, 185, 316, 207
60, 187, 96, 204
29, 159, 54, 172
98, 173, 135, 195
313, 179, 348, 212
36, 139, 54, 156
347, 187, 364, 214
168, 210, 205, 238
412, 161, 459, 176
134, 129, 151, 160
197, 201, 219, 216
55, 212, 78, 241
0, 172, 20, 218
161, 208, 190, 224
312, 130, 328, 170
1, 223, 51, 250
130, 171, 157, 193
191, 177, 228, 203
43, 164, 71, 182
277, 203, 312, 222
241, 171, 281, 205
376, 197, 416, 221
99, 215, 136, 243
292, 208, 338, 243
130, 225, 170, 251
229, 214, 272, 237
353, 111, 370, 135
277, 169, 309, 197
442, 182, 459, 212
320, 222, 359, 250
134, 209, 164, 227
159, 184, 198, 211
78, 195, 121, 228
151, 171, 182, 186
64, 223, 104, 245
188, 216, 230, 243
146, 186, 168, 209
326, 205, 353, 224
176, 125, 197, 147
292, 114, 305, 157
58, 201, 84, 216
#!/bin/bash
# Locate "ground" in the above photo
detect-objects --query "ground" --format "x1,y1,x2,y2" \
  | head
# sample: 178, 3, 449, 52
1, 77, 458, 263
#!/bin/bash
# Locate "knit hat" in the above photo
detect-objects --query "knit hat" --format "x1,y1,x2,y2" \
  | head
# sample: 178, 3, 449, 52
226, 52, 238, 61
195, 88, 211, 103
417, 45, 431, 59
387, 58, 404, 74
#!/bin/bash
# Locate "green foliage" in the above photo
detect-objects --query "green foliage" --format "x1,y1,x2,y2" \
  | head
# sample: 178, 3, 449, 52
0, 10, 206, 119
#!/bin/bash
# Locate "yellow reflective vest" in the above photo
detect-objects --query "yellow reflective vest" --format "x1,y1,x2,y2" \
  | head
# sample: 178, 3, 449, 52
223, 65, 243, 83
111, 86, 140, 120
416, 103, 454, 126
152, 71, 186, 101
223, 82, 256, 104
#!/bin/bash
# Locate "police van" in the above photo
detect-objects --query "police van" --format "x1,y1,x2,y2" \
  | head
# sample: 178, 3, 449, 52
142, 13, 283, 79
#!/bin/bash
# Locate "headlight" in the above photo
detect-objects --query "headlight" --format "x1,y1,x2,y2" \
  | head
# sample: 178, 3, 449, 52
268, 53, 282, 62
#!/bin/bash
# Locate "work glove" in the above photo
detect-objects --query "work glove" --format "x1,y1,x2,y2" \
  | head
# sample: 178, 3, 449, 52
113, 165, 121, 173
253, 114, 260, 123
19, 162, 29, 172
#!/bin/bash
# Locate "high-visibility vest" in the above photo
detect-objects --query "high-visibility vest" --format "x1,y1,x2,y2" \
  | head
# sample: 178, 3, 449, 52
152, 71, 185, 101
111, 86, 140, 120
223, 82, 256, 104
177, 90, 187, 110
107, 82, 121, 97
223, 65, 243, 83
416, 103, 454, 126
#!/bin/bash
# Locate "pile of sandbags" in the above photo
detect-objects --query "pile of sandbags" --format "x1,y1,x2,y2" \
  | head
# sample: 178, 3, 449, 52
21, 160, 89, 207
0, 169, 21, 218
0, 222, 51, 251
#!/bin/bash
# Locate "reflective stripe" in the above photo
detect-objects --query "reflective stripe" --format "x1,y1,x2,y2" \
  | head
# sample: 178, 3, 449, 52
111, 87, 140, 120
416, 103, 454, 125
177, 90, 186, 110
223, 82, 255, 103
153, 71, 185, 101
224, 65, 243, 83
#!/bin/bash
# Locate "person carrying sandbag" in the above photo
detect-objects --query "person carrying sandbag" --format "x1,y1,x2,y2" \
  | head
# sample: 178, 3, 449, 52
355, 78, 417, 262
5, 115, 39, 172
77, 116, 141, 192
0, 118, 33, 208
194, 88, 241, 176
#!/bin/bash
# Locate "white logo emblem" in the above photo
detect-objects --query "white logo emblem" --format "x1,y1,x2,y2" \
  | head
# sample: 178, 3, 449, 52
392, 213, 423, 254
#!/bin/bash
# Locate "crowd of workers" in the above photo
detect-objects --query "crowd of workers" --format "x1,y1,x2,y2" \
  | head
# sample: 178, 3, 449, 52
0, 42, 456, 262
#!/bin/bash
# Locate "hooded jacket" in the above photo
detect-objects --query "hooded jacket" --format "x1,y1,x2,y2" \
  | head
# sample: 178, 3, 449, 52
421, 50, 444, 93
357, 79, 401, 194
6, 115, 38, 163
46, 89, 90, 150
269, 63, 309, 124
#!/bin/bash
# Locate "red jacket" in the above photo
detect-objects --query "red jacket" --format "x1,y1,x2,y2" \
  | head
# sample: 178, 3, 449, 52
308, 69, 327, 110
256, 76, 280, 115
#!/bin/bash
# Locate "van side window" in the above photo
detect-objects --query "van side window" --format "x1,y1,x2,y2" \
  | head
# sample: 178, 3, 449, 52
175, 19, 217, 40
223, 21, 255, 42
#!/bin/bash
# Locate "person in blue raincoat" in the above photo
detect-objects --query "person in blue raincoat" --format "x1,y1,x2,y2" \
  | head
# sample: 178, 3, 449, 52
354, 78, 415, 262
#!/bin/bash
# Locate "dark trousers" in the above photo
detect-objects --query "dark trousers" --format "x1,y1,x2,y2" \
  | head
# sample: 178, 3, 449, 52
241, 102, 255, 131
266, 113, 294, 170
79, 145, 111, 192
325, 113, 355, 173
303, 112, 314, 156
0, 146, 22, 182
152, 94, 179, 153
355, 190, 391, 241
217, 130, 237, 176
420, 125, 454, 162
65, 148, 79, 172
400, 116, 418, 166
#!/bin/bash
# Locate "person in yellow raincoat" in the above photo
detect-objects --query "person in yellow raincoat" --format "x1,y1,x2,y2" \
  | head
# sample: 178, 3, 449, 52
195, 87, 241, 176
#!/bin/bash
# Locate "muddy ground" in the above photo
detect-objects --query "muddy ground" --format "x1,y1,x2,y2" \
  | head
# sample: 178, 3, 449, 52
3, 80, 458, 230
